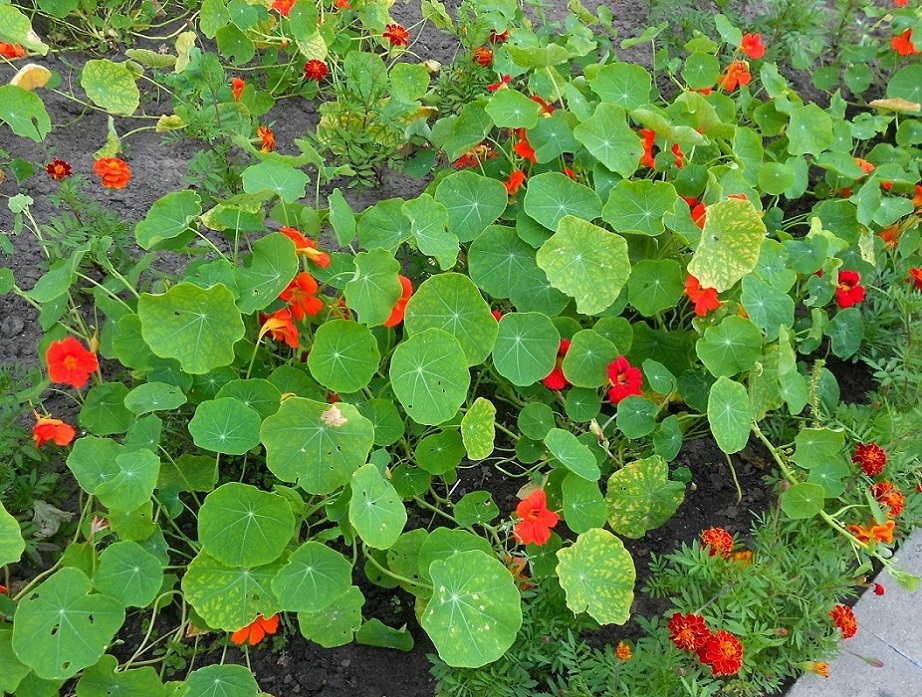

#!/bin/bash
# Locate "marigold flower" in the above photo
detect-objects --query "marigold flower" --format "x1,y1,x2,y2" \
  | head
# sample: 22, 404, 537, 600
513, 128, 537, 163
231, 614, 280, 646
853, 442, 887, 477
615, 641, 632, 661
542, 339, 571, 391
835, 270, 865, 308
383, 23, 410, 47
871, 480, 904, 517
94, 157, 132, 189
718, 60, 752, 92
257, 125, 275, 153
44, 159, 72, 180
280, 272, 324, 321
892, 30, 920, 56
701, 527, 734, 558
697, 629, 743, 676
909, 268, 922, 291
271, 0, 295, 15
740, 33, 765, 59
513, 489, 559, 546
487, 74, 511, 92
806, 661, 830, 678
383, 275, 413, 328
32, 415, 76, 449
504, 169, 525, 196
685, 274, 720, 316
830, 604, 857, 638
0, 42, 26, 60
46, 336, 98, 388
473, 47, 493, 67
231, 76, 245, 101
304, 59, 329, 82
607, 355, 642, 405
873, 583, 885, 596
668, 612, 711, 651
639, 128, 656, 168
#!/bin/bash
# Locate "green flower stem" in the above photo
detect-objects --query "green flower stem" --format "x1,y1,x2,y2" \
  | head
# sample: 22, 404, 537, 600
362, 543, 433, 592
413, 496, 458, 525
122, 590, 185, 669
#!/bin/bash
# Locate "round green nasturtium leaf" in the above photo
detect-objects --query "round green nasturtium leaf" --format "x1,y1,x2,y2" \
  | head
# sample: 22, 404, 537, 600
826, 307, 864, 359
529, 112, 579, 163
0, 627, 30, 694
616, 396, 658, 439
357, 198, 411, 252
434, 170, 508, 243
589, 62, 652, 109
416, 430, 466, 475
234, 233, 299, 315
594, 316, 633, 353
79, 383, 132, 436
545, 428, 600, 481
356, 399, 404, 446
887, 65, 922, 104
349, 464, 407, 550
509, 264, 570, 316
537, 215, 630, 315
242, 160, 309, 203
707, 377, 752, 454
390, 465, 431, 499
517, 402, 556, 440
405, 273, 498, 367
0, 502, 24, 566
643, 359, 676, 395
653, 414, 683, 461
185, 664, 259, 697
786, 103, 833, 156
421, 550, 522, 668
261, 397, 374, 494
418, 528, 494, 583
0, 85, 51, 142
604, 455, 686, 539
76, 654, 165, 697
93, 541, 163, 608
67, 437, 121, 494
687, 198, 767, 293
516, 437, 546, 463
523, 172, 602, 232
780, 482, 826, 520
215, 379, 281, 420
485, 88, 541, 128
468, 224, 538, 299
454, 492, 499, 527
461, 397, 496, 460
80, 59, 140, 116
389, 329, 471, 426
682, 52, 720, 89
566, 387, 601, 422
95, 449, 160, 513
696, 316, 764, 378
124, 382, 186, 416
308, 320, 380, 393
386, 529, 429, 592
181, 551, 283, 631
138, 283, 244, 375
602, 179, 678, 237
627, 259, 685, 317
135, 190, 201, 251
572, 103, 642, 178
298, 585, 364, 648
198, 483, 295, 567
356, 619, 414, 651
562, 474, 607, 534
272, 541, 352, 613
403, 194, 458, 270
792, 427, 846, 470
343, 249, 403, 328
561, 329, 619, 388
556, 528, 635, 625
807, 458, 850, 498
740, 275, 795, 342
188, 398, 261, 455
13, 568, 125, 680
758, 161, 795, 196
492, 312, 560, 386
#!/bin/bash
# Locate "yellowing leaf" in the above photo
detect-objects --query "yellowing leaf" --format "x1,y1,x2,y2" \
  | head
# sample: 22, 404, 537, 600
9, 63, 50, 91
868, 97, 921, 114
155, 114, 186, 132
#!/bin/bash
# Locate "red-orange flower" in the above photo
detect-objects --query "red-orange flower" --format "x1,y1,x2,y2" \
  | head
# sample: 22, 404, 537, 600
702, 527, 734, 558
914, 185, 922, 210
895, 0, 909, 6
0, 42, 26, 60
671, 142, 685, 168
639, 128, 656, 168
383, 23, 410, 47
513, 128, 537, 163
530, 95, 555, 116
487, 74, 511, 92
383, 275, 413, 328
853, 442, 886, 477
909, 268, 922, 291
830, 604, 857, 638
473, 47, 493, 67
504, 169, 525, 195
807, 661, 831, 678
513, 489, 559, 546
304, 59, 328, 82
686, 274, 720, 316
668, 612, 711, 651
271, 0, 295, 16
503, 554, 534, 591
562, 167, 576, 180
259, 308, 299, 348
616, 641, 632, 660
892, 29, 920, 56
46, 337, 98, 388
94, 157, 131, 189
697, 629, 743, 675
280, 272, 324, 320
231, 614, 280, 646
848, 519, 895, 545
542, 339, 571, 390
46, 160, 72, 180
607, 355, 642, 405
489, 29, 509, 43
871, 480, 904, 517
740, 33, 765, 59
854, 157, 875, 175
718, 60, 752, 91
231, 76, 245, 101
835, 270, 865, 308
257, 126, 275, 153
277, 227, 331, 267
32, 415, 76, 449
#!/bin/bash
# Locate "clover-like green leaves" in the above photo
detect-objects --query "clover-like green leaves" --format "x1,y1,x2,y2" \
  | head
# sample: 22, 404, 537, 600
687, 198, 767, 292
556, 528, 635, 625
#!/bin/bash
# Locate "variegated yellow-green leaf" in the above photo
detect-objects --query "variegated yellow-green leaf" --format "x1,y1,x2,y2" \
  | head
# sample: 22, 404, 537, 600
80, 60, 140, 116
556, 528, 635, 624
0, 5, 49, 55
461, 397, 496, 460
605, 455, 685, 538
687, 198, 767, 292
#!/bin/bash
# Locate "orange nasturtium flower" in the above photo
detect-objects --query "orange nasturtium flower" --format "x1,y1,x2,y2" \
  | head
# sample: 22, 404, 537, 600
271, 0, 295, 16
0, 42, 26, 59
383, 23, 410, 47
668, 612, 711, 651
277, 227, 331, 268
891, 29, 920, 56
914, 184, 922, 210
94, 157, 132, 189
740, 33, 765, 59
32, 414, 76, 449
829, 604, 857, 638
259, 309, 299, 349
231, 614, 280, 646
639, 128, 656, 168
383, 275, 414, 328
685, 274, 720, 316
280, 272, 324, 320
701, 527, 734, 558
717, 60, 752, 91
512, 489, 559, 546
303, 59, 329, 82
698, 629, 744, 676
909, 267, 922, 291
854, 157, 875, 175
542, 338, 571, 391
231, 76, 245, 101
504, 169, 525, 196
848, 519, 895, 546
257, 126, 275, 152
805, 661, 831, 678
46, 336, 99, 388
870, 480, 905, 517
530, 95, 555, 116
513, 128, 537, 163
46, 159, 72, 180
487, 74, 511, 92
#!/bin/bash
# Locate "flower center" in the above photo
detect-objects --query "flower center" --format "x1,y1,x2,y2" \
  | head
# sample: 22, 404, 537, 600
63, 355, 79, 371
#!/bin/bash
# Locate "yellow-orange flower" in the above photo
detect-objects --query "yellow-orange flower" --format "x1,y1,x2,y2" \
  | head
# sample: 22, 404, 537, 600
616, 641, 632, 661
257, 125, 275, 152
94, 157, 132, 189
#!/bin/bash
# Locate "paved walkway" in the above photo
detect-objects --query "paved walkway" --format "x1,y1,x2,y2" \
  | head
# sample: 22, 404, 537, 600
787, 533, 922, 696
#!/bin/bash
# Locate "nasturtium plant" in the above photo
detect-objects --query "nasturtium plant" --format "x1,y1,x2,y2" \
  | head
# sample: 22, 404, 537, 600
605, 456, 686, 538
556, 528, 635, 625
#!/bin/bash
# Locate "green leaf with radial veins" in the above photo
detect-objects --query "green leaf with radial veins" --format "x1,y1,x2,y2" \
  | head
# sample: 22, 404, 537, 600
780, 482, 826, 519
0, 502, 24, 566
138, 282, 244, 375
80, 60, 140, 116
556, 528, 635, 624
0, 627, 28, 694
92, 541, 163, 608
185, 664, 258, 697
536, 215, 630, 315
561, 473, 607, 533
76, 654, 165, 697
308, 320, 380, 393
0, 5, 50, 53
602, 179, 678, 236
492, 312, 559, 386
261, 397, 374, 494
707, 377, 751, 454
561, 329, 619, 388
740, 275, 795, 342
484, 88, 541, 129
404, 273, 498, 367
545, 428, 600, 481
687, 198, 766, 292
417, 528, 494, 583
12, 568, 125, 680
298, 585, 364, 648
357, 198, 411, 252
188, 398, 262, 455
605, 455, 685, 538
0, 86, 51, 142
215, 378, 281, 420
434, 170, 508, 243
421, 550, 522, 668
588, 63, 651, 109
786, 103, 833, 156
135, 190, 201, 250
344, 248, 403, 327
389, 329, 471, 425
524, 172, 602, 231
95, 449, 160, 512
695, 316, 764, 378
124, 382, 187, 416
242, 160, 309, 202
403, 194, 458, 270
461, 397, 496, 460
272, 541, 352, 613
79, 383, 132, 435
791, 427, 845, 470
468, 224, 536, 299
67, 436, 121, 494
572, 103, 642, 177
349, 464, 407, 549
235, 233, 299, 315
627, 259, 684, 317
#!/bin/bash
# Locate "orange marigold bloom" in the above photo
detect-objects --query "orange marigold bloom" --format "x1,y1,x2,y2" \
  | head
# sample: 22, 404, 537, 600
853, 442, 886, 477
701, 527, 734, 558
46, 159, 72, 180
718, 60, 752, 91
909, 268, 922, 292
732, 549, 753, 566
32, 415, 76, 449
513, 128, 537, 163
697, 629, 743, 676
383, 275, 413, 328
686, 274, 720, 316
271, 0, 295, 16
892, 29, 920, 56
513, 489, 559, 546
0, 42, 26, 60
259, 308, 299, 349
280, 272, 324, 321
871, 480, 905, 517
807, 661, 831, 678
257, 126, 275, 153
304, 59, 328, 82
504, 169, 525, 195
46, 336, 99, 388
830, 604, 857, 638
94, 157, 132, 189
473, 47, 493, 67
231, 614, 280, 646
383, 23, 410, 47
740, 33, 765, 59
668, 612, 711, 651
231, 76, 245, 101
615, 641, 632, 661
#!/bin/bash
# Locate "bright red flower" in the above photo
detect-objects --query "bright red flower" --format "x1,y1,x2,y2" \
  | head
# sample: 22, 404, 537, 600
32, 415, 76, 449
94, 157, 131, 189
701, 527, 734, 558
257, 125, 275, 153
271, 0, 295, 15
639, 128, 656, 168
513, 128, 537, 163
0, 42, 26, 59
304, 59, 329, 82
504, 169, 526, 195
278, 227, 330, 267
892, 30, 920, 56
606, 355, 642, 405
854, 157, 875, 175
530, 95, 555, 116
487, 74, 511, 92
874, 583, 885, 596
671, 142, 685, 168
691, 203, 708, 227
542, 339, 571, 390
697, 629, 744, 676
231, 77, 245, 101
718, 60, 752, 91
383, 23, 410, 47
335, 0, 351, 9
259, 309, 300, 348
46, 159, 72, 180
871, 480, 904, 517
668, 612, 711, 651
685, 274, 720, 316
909, 268, 922, 291
491, 309, 503, 322
853, 442, 887, 477
835, 270, 865, 308
895, 0, 908, 6
231, 614, 280, 646
740, 33, 765, 59
383, 275, 413, 328
513, 489, 559, 546
46, 337, 98, 388
473, 47, 493, 67
489, 29, 509, 43
280, 273, 324, 321
830, 604, 857, 638
562, 167, 576, 180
